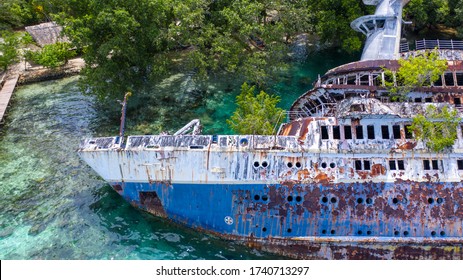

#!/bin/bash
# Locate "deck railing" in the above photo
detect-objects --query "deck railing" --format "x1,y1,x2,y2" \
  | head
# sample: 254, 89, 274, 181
415, 39, 463, 51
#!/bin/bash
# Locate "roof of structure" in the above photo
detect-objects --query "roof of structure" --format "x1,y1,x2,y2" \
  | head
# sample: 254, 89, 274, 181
25, 22, 69, 47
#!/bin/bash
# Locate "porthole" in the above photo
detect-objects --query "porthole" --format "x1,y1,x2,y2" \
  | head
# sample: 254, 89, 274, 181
357, 230, 363, 235
240, 138, 249, 146
295, 162, 302, 168
262, 161, 268, 168
254, 195, 260, 201
322, 197, 328, 203
392, 198, 399, 204
357, 198, 364, 204
287, 228, 292, 233
262, 195, 268, 201
428, 198, 434, 204
287, 162, 293, 168
367, 230, 372, 235
366, 198, 373, 204
330, 197, 337, 203
437, 198, 444, 204
404, 231, 409, 236
262, 227, 267, 232
287, 196, 293, 202
431, 231, 437, 237
330, 162, 336, 168
440, 231, 445, 236
322, 229, 327, 234
321, 162, 327, 169
394, 231, 399, 236
330, 230, 336, 235
253, 161, 260, 168
295, 196, 302, 202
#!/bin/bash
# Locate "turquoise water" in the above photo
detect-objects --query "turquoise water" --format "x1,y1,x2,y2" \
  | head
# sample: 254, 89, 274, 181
0, 49, 357, 259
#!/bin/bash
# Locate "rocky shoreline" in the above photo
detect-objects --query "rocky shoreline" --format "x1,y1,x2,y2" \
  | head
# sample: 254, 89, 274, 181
17, 58, 85, 85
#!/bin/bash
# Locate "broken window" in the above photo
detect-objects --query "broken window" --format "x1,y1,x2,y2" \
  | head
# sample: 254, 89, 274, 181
333, 126, 341, 140
367, 125, 375, 139
355, 160, 371, 171
423, 160, 431, 170
392, 125, 401, 139
444, 73, 454, 86
458, 160, 463, 170
389, 160, 405, 170
456, 72, 463, 86
397, 160, 405, 170
355, 160, 362, 170
433, 76, 443, 86
454, 98, 461, 107
363, 160, 371, 170
344, 126, 352, 139
424, 159, 439, 170
381, 125, 390, 139
405, 124, 413, 139
356, 125, 364, 139
321, 126, 329, 140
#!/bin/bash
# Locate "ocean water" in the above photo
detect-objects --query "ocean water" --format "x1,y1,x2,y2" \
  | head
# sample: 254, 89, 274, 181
0, 49, 357, 260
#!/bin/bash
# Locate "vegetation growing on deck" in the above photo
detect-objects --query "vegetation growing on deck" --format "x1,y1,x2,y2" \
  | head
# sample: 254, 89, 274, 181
227, 82, 285, 135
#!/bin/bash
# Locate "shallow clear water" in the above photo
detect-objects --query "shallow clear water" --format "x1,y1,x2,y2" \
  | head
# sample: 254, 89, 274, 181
0, 49, 357, 259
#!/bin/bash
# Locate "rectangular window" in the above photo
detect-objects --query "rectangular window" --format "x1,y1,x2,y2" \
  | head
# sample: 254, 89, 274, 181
425, 97, 433, 102
381, 125, 390, 139
333, 126, 341, 140
444, 73, 454, 86
363, 160, 371, 170
355, 160, 362, 170
356, 125, 364, 139
405, 125, 413, 139
367, 125, 375, 139
321, 126, 329, 139
432, 160, 439, 170
423, 160, 430, 170
455, 98, 461, 107
456, 72, 463, 86
414, 97, 422, 102
397, 160, 405, 170
389, 160, 397, 170
344, 126, 352, 139
392, 125, 401, 139
458, 160, 463, 170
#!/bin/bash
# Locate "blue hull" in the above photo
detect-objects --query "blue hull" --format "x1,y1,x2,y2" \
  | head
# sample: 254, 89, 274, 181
112, 181, 463, 240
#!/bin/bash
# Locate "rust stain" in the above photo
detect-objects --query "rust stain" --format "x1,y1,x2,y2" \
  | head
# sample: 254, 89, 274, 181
397, 142, 417, 150
371, 164, 386, 177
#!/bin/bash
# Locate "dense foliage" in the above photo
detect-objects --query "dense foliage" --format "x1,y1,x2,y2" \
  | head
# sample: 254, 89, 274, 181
385, 50, 448, 100
227, 82, 285, 135
26, 42, 76, 68
0, 31, 20, 71
404, 0, 463, 38
409, 105, 460, 152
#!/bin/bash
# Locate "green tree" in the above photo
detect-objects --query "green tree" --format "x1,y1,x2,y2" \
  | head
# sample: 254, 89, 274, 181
26, 42, 76, 68
49, 0, 314, 100
409, 105, 460, 152
0, 31, 20, 71
404, 0, 449, 30
227, 82, 285, 135
307, 0, 374, 52
385, 50, 448, 100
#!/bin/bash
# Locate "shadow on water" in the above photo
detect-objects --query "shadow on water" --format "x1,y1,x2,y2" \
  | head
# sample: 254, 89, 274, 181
0, 48, 358, 259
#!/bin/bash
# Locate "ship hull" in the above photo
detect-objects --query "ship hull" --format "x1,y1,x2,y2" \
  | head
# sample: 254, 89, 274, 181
108, 180, 463, 259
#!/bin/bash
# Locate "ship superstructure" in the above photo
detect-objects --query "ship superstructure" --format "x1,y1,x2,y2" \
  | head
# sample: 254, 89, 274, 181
78, 0, 463, 259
